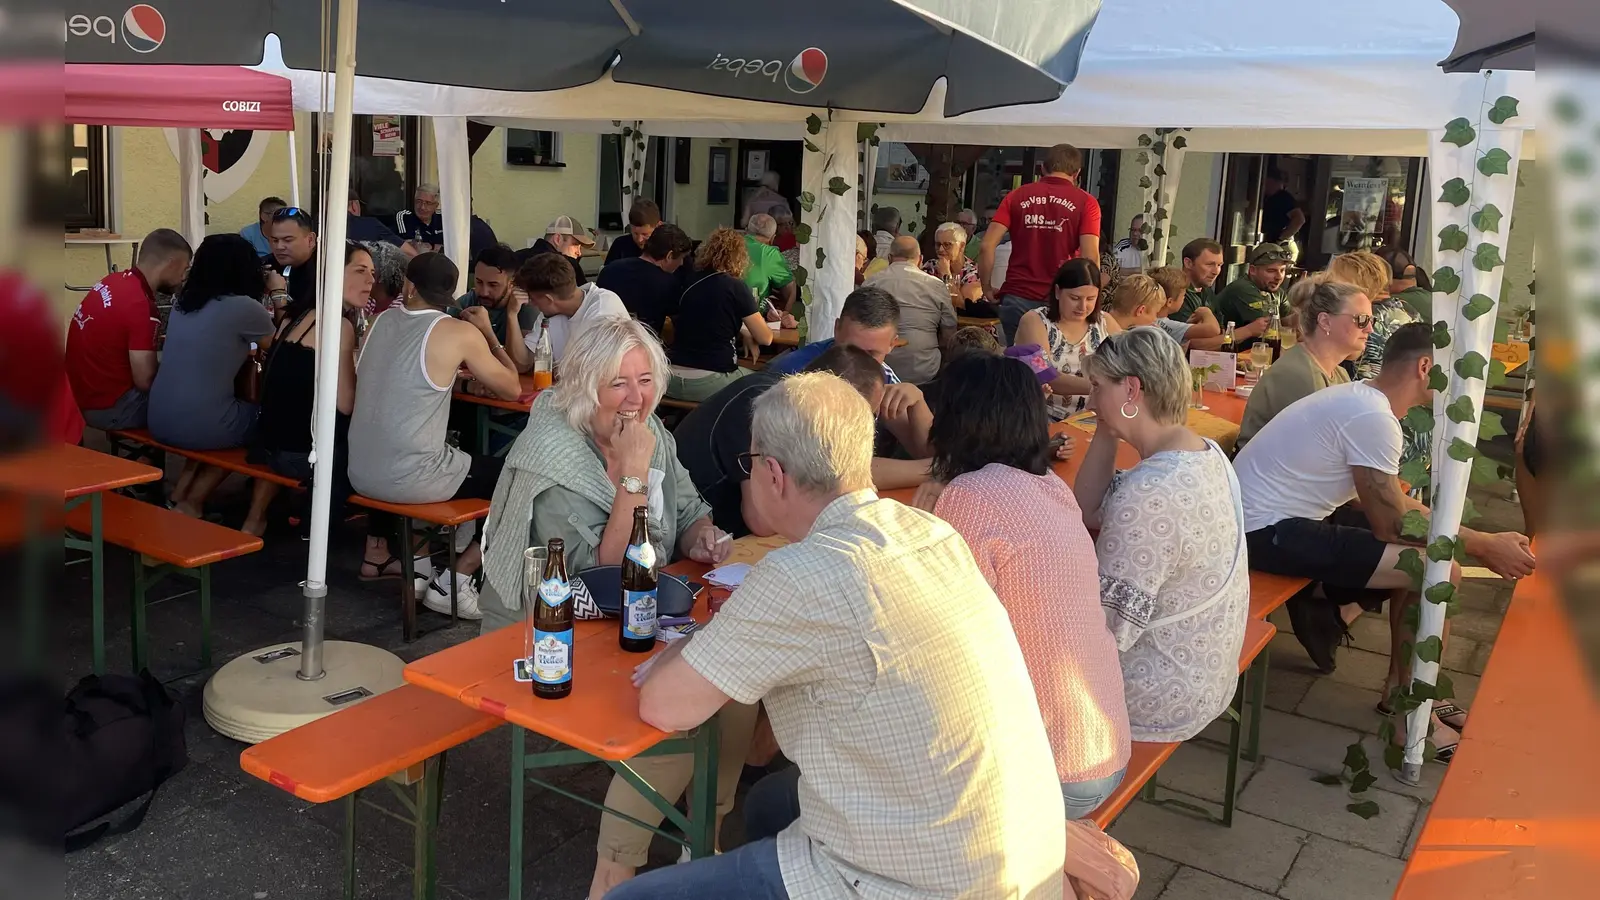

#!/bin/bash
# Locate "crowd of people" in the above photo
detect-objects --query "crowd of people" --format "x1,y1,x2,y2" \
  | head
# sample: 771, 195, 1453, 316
59, 146, 1536, 899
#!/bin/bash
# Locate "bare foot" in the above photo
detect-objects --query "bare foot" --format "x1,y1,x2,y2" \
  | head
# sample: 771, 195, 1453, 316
173, 501, 203, 518
241, 519, 267, 538
588, 858, 636, 900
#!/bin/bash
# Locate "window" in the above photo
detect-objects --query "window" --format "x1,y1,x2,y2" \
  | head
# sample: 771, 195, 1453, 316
65, 124, 109, 231
597, 135, 668, 231
506, 129, 563, 167
311, 115, 423, 222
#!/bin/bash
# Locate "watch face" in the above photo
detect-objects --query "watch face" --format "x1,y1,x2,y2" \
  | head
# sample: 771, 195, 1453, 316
622, 476, 645, 493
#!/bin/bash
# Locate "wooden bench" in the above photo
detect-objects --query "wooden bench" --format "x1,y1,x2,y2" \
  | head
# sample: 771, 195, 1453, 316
348, 495, 492, 642
66, 492, 262, 673
1089, 618, 1277, 828
106, 428, 302, 489
1249, 570, 1314, 620
241, 684, 500, 900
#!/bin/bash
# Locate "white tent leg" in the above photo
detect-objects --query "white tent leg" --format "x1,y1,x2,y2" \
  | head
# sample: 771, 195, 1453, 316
435, 116, 472, 296
287, 128, 302, 207
798, 116, 860, 343
1148, 132, 1186, 268
176, 128, 206, 250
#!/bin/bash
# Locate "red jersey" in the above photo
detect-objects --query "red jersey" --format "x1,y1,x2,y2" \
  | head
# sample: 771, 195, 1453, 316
991, 174, 1102, 302
65, 268, 160, 411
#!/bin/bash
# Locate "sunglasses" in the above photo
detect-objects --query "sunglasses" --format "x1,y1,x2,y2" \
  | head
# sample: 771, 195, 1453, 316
1335, 313, 1376, 329
271, 206, 314, 226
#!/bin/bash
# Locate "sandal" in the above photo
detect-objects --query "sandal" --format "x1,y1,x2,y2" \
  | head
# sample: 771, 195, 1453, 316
1376, 699, 1467, 733
359, 555, 405, 582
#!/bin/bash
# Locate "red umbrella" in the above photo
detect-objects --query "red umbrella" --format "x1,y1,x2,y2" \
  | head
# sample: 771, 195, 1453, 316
66, 64, 294, 131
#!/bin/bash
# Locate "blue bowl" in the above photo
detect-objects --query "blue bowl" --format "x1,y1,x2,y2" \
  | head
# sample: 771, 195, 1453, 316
572, 566, 698, 619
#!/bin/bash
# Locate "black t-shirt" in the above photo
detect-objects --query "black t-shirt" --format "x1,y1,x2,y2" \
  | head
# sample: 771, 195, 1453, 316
596, 257, 682, 336
668, 272, 758, 372
469, 216, 499, 263
1262, 189, 1299, 243
514, 239, 588, 286
673, 371, 784, 537
284, 251, 319, 309
605, 233, 643, 265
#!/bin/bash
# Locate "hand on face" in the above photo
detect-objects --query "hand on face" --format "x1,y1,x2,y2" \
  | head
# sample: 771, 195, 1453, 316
879, 382, 924, 422
610, 409, 656, 476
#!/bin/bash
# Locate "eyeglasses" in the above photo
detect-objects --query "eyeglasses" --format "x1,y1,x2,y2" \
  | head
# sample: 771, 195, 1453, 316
1336, 313, 1376, 330
271, 206, 314, 227
735, 452, 766, 476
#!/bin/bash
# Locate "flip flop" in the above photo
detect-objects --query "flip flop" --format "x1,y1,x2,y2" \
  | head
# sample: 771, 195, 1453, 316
1433, 702, 1468, 733
359, 555, 405, 582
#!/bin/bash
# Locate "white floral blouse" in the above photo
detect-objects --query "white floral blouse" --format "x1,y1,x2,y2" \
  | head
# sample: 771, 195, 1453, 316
1029, 309, 1105, 420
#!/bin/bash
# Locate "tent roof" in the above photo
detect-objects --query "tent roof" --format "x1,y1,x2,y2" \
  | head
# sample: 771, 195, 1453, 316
67, 65, 295, 130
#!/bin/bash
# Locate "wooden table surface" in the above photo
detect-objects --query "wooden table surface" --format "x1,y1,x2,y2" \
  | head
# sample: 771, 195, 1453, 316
770, 328, 801, 348
453, 374, 543, 413
1394, 559, 1599, 899
0, 443, 162, 498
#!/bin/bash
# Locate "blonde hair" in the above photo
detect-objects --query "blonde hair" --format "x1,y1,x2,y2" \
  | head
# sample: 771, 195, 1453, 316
1148, 266, 1187, 304
1326, 251, 1392, 303
750, 372, 875, 495
1084, 327, 1191, 425
549, 316, 669, 436
695, 227, 751, 279
1288, 274, 1367, 339
1109, 274, 1166, 316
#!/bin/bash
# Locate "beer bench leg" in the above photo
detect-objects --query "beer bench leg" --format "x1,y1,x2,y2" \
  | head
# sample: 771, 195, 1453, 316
399, 517, 418, 642
1244, 652, 1269, 762
130, 558, 211, 673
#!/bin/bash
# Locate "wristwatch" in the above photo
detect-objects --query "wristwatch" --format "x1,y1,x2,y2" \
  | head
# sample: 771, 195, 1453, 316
619, 475, 646, 495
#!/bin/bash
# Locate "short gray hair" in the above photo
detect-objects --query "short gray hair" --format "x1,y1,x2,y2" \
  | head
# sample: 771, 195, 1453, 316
747, 213, 778, 239
871, 205, 901, 233
362, 240, 408, 299
751, 372, 875, 496
956, 208, 977, 225
1084, 326, 1190, 425
549, 316, 669, 437
416, 183, 440, 198
934, 221, 967, 245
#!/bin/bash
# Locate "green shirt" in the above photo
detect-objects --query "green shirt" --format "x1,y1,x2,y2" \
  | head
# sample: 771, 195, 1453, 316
1168, 285, 1214, 322
964, 238, 982, 263
743, 234, 794, 303
1235, 343, 1351, 451
1393, 285, 1432, 323
1211, 277, 1286, 327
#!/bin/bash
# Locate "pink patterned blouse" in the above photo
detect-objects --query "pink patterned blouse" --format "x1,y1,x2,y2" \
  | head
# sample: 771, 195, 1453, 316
935, 463, 1131, 783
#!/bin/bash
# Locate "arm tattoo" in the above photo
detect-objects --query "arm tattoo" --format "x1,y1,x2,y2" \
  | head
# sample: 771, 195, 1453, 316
1356, 467, 1421, 545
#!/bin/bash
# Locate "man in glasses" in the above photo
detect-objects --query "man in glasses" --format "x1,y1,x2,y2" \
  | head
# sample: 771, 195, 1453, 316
266, 205, 318, 312
395, 183, 444, 252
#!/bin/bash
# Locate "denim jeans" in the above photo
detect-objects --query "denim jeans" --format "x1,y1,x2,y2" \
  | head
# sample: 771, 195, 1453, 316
743, 765, 804, 842
602, 837, 788, 900
998, 293, 1047, 346
1061, 767, 1126, 820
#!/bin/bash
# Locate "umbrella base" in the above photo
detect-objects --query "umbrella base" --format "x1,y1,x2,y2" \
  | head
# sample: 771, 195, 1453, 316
203, 640, 405, 744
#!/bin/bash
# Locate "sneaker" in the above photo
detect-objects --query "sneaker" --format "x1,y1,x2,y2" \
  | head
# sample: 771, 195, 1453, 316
420, 571, 482, 620
1286, 593, 1342, 674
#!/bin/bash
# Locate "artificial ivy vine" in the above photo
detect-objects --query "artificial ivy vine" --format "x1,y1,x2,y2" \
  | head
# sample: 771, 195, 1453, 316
1134, 127, 1189, 265
792, 114, 871, 325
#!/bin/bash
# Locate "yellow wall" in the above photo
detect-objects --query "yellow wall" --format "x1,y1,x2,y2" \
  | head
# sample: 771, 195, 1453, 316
1111, 151, 1215, 268
669, 138, 734, 240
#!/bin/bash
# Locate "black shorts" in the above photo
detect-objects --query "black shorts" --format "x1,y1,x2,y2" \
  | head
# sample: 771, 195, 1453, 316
450, 453, 504, 502
1247, 506, 1393, 611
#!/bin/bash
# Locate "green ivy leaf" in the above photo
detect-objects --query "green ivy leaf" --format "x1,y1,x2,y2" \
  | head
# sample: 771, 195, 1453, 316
1401, 509, 1430, 540
1136, 151, 1150, 166
1487, 96, 1520, 125
1396, 548, 1425, 587
1139, 221, 1153, 235
1436, 672, 1456, 700
1153, 227, 1165, 241
1431, 321, 1451, 349
1414, 635, 1444, 664
1438, 178, 1470, 207
1554, 94, 1582, 123
1343, 742, 1369, 773
1412, 679, 1437, 701
815, 247, 827, 269
1478, 410, 1508, 440
1454, 350, 1488, 380
620, 184, 632, 196
1152, 141, 1167, 157
1136, 238, 1149, 252
1137, 133, 1152, 147
1574, 206, 1598, 231
792, 266, 807, 289
1154, 208, 1169, 222
1477, 148, 1512, 176
1563, 148, 1593, 177
1425, 582, 1457, 611
802, 138, 820, 153
1172, 135, 1188, 149
1472, 204, 1503, 233
1143, 200, 1153, 214
1432, 267, 1461, 295
1472, 242, 1505, 272
1312, 773, 1345, 786
1383, 742, 1405, 772
1445, 395, 1477, 424
798, 191, 816, 213
804, 114, 822, 135
1469, 453, 1502, 486
1436, 224, 1469, 253
793, 223, 812, 245
1462, 293, 1495, 321
854, 122, 879, 143
1153, 163, 1167, 178
1347, 801, 1381, 820
1426, 536, 1455, 563
1399, 456, 1431, 491
1441, 117, 1476, 146
1487, 358, 1508, 388
826, 176, 850, 196
1138, 175, 1153, 190
1350, 769, 1378, 795
1428, 365, 1449, 392
1447, 437, 1481, 462
1402, 602, 1422, 636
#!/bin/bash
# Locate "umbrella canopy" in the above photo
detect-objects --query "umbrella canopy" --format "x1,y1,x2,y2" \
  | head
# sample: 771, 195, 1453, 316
63, 0, 1099, 116
1441, 0, 1596, 71
66, 64, 295, 130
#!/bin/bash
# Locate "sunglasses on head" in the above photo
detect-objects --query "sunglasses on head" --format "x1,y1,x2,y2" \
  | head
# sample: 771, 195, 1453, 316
271, 207, 313, 226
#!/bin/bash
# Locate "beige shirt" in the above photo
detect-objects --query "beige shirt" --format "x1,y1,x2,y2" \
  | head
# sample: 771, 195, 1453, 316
1236, 342, 1350, 451
683, 491, 1065, 900
869, 262, 956, 385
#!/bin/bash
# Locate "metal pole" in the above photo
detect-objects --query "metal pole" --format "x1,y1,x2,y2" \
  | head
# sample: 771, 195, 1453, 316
288, 129, 302, 208
300, 0, 360, 682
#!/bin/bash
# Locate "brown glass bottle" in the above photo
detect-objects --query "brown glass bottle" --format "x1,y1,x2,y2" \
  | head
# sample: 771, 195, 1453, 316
1263, 312, 1283, 362
1220, 321, 1237, 355
532, 539, 573, 699
619, 507, 658, 653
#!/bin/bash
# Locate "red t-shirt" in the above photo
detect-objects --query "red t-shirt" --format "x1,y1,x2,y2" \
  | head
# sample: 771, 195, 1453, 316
992, 175, 1103, 302
65, 269, 160, 411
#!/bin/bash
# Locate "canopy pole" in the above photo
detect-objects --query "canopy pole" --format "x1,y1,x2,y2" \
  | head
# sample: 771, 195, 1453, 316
434, 116, 472, 295
797, 115, 860, 343
301, 0, 361, 682
175, 128, 206, 251
287, 128, 302, 207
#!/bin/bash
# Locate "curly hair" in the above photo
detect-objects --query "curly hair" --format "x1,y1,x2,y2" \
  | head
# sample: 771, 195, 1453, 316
363, 240, 409, 301
694, 227, 751, 279
176, 234, 265, 313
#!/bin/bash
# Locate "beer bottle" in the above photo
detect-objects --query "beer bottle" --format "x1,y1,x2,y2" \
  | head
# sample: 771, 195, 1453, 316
1263, 312, 1283, 362
532, 539, 574, 699
619, 507, 658, 653
1220, 321, 1237, 354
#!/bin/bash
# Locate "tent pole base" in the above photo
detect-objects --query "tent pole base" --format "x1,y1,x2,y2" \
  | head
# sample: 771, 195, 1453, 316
203, 640, 405, 744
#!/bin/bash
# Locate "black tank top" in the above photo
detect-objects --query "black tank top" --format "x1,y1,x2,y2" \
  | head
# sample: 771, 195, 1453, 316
256, 311, 318, 453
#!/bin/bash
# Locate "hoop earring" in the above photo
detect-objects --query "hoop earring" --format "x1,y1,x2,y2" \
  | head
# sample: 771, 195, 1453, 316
1120, 401, 1139, 420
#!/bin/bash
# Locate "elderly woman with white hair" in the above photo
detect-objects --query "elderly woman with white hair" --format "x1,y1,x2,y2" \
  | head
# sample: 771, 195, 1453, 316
924, 220, 989, 314
1074, 326, 1249, 743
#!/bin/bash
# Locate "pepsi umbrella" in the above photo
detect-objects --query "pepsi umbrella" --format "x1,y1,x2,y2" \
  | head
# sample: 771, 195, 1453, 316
65, 0, 1101, 116
1439, 0, 1596, 71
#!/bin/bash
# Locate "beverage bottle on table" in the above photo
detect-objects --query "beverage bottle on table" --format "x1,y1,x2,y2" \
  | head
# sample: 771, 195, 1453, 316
1220, 321, 1237, 355
1263, 312, 1283, 362
532, 324, 553, 390
619, 507, 658, 653
532, 539, 574, 699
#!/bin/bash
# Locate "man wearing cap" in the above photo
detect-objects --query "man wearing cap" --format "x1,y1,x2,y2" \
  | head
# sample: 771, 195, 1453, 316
519, 215, 594, 288
395, 183, 445, 251
743, 213, 797, 314
347, 190, 415, 254
1201, 242, 1292, 350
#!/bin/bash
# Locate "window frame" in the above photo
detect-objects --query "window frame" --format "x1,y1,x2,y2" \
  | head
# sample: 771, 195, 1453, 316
65, 123, 111, 232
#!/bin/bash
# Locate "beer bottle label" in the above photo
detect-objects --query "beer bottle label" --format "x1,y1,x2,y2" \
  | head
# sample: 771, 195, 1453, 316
531, 629, 573, 685
538, 577, 571, 608
622, 589, 658, 640
625, 541, 656, 570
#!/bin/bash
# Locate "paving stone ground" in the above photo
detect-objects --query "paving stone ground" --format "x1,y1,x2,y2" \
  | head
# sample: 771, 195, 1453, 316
55, 455, 1523, 900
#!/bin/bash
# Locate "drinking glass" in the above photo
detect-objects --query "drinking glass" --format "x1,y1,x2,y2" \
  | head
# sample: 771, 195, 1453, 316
1251, 342, 1274, 374
1189, 369, 1209, 410
522, 547, 547, 663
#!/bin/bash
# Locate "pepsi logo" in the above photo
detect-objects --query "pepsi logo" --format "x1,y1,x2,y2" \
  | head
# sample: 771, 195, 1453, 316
122, 5, 166, 53
784, 48, 827, 94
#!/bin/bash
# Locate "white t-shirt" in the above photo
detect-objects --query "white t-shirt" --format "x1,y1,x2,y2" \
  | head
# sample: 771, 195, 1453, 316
525, 282, 628, 363
1155, 317, 1192, 344
1234, 381, 1403, 533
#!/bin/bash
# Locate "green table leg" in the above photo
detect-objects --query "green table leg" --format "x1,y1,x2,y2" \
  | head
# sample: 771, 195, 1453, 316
90, 494, 105, 674
686, 717, 721, 859
414, 754, 443, 900
1244, 653, 1269, 763
509, 726, 525, 900
344, 794, 358, 900
1222, 673, 1246, 827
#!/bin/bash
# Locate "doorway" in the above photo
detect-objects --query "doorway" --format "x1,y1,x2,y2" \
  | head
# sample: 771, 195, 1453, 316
310, 114, 424, 222
734, 140, 802, 228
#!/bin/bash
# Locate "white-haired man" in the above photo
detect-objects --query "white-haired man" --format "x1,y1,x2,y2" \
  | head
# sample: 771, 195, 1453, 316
610, 372, 1066, 900
395, 182, 444, 252
957, 208, 982, 263
743, 212, 796, 314
740, 170, 791, 230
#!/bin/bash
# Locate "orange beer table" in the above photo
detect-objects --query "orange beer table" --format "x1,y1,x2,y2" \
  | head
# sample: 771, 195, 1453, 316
1394, 560, 1600, 899
404, 559, 720, 898
0, 443, 162, 673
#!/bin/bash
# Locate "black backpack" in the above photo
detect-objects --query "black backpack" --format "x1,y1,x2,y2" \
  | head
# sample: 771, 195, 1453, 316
63, 670, 188, 851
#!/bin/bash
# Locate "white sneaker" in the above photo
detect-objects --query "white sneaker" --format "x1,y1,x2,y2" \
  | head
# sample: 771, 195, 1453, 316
420, 571, 483, 620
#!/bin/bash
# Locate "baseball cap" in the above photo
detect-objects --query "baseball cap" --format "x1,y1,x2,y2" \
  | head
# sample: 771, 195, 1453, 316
1004, 344, 1061, 386
405, 251, 459, 307
545, 215, 596, 247
1247, 243, 1293, 266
